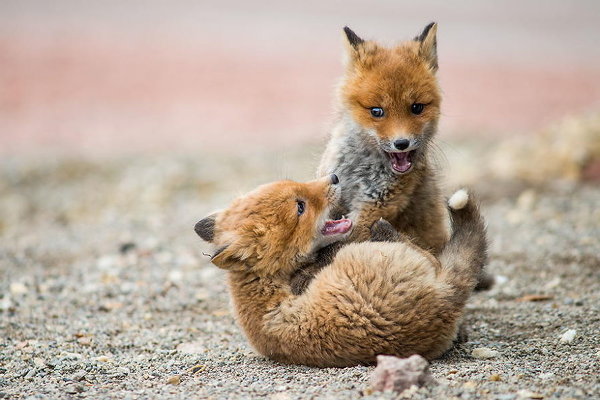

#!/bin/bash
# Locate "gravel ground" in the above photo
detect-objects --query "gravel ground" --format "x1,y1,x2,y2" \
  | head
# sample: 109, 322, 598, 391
1, 146, 599, 400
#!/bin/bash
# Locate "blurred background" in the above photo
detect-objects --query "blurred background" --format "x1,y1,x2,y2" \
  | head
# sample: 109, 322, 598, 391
1, 0, 599, 156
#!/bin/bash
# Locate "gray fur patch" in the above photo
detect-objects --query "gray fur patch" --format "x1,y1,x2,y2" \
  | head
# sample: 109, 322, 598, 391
329, 115, 436, 218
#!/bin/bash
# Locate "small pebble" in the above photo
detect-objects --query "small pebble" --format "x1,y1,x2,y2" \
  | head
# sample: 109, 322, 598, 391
77, 337, 92, 346
64, 385, 85, 394
370, 354, 433, 393
495, 275, 509, 285
61, 352, 82, 360
166, 375, 181, 385
176, 342, 206, 354
463, 381, 477, 389
0, 297, 13, 311
168, 270, 183, 282
119, 242, 136, 254
559, 329, 577, 343
96, 355, 111, 363
270, 393, 291, 400
497, 394, 516, 400
517, 389, 544, 399
33, 358, 46, 368
538, 372, 554, 380
9, 282, 28, 295
471, 347, 499, 359
187, 365, 206, 374
489, 374, 502, 381
24, 369, 37, 379
71, 371, 87, 381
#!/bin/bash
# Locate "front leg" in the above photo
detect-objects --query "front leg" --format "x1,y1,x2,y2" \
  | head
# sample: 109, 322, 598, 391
347, 203, 389, 243
290, 242, 345, 295
369, 218, 405, 242
291, 217, 400, 296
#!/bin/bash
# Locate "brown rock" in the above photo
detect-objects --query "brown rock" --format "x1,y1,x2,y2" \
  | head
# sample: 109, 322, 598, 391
370, 354, 434, 394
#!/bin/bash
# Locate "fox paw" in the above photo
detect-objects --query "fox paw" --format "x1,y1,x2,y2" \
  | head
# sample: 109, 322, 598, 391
369, 219, 401, 242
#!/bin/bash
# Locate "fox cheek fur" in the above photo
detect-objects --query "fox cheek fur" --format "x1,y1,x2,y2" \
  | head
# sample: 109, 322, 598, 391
195, 177, 340, 277
340, 24, 441, 151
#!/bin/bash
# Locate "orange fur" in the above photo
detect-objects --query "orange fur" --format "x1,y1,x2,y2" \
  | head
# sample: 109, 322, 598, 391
195, 177, 488, 367
342, 41, 441, 144
317, 24, 448, 254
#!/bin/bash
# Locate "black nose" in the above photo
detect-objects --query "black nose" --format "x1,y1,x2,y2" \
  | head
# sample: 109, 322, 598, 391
330, 174, 339, 185
393, 139, 410, 151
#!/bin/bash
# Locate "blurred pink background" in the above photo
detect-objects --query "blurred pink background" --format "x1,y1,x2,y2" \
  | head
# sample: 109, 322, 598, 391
1, 0, 599, 155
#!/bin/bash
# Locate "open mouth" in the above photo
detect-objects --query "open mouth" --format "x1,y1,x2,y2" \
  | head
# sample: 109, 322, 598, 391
321, 218, 353, 236
387, 150, 415, 173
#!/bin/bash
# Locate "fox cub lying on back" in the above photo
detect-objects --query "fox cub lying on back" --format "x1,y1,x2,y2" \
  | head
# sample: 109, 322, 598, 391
292, 23, 492, 294
194, 175, 487, 367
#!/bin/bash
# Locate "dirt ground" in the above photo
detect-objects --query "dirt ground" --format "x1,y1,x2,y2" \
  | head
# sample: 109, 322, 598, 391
1, 142, 599, 399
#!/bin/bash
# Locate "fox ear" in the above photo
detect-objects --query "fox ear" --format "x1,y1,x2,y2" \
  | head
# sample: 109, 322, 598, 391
416, 22, 438, 71
210, 245, 234, 269
342, 26, 364, 65
210, 243, 253, 271
343, 26, 364, 49
194, 212, 220, 242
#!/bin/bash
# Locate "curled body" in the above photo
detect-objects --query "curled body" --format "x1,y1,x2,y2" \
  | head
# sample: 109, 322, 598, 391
194, 176, 487, 367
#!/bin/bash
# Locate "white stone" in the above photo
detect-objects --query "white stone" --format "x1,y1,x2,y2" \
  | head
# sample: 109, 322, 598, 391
559, 329, 577, 343
471, 347, 499, 359
167, 269, 183, 282
495, 275, 509, 285
10, 282, 28, 295
176, 341, 206, 354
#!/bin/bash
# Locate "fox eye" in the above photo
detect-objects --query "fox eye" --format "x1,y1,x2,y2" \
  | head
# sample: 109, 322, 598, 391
296, 200, 305, 216
370, 107, 385, 118
411, 103, 425, 115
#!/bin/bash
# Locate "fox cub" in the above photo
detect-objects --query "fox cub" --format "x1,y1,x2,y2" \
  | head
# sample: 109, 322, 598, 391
318, 23, 447, 248
292, 23, 492, 294
194, 175, 488, 367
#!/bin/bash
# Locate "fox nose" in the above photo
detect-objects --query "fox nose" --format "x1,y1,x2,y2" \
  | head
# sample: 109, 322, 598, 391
330, 174, 339, 185
393, 139, 410, 151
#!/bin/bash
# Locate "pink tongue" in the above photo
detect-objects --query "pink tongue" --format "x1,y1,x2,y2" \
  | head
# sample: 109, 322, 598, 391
391, 152, 412, 173
321, 219, 353, 235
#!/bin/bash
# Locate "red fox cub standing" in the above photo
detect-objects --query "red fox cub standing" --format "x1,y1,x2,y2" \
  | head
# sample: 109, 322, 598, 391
291, 23, 492, 293
194, 175, 488, 367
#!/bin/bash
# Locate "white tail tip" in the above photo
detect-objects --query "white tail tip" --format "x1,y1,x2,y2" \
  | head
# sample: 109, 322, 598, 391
449, 189, 469, 210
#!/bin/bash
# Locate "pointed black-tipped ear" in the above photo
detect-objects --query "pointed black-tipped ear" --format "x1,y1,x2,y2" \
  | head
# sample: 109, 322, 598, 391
194, 213, 218, 242
211, 245, 228, 263
210, 244, 233, 269
343, 26, 364, 49
210, 243, 249, 270
416, 22, 438, 71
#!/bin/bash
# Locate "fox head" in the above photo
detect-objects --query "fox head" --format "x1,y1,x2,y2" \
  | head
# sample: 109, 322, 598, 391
194, 175, 352, 277
340, 23, 441, 174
